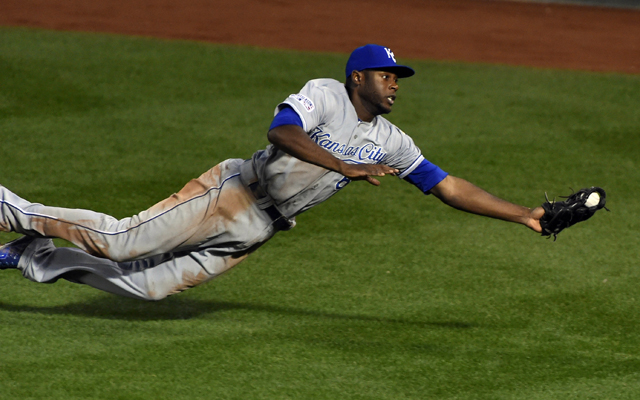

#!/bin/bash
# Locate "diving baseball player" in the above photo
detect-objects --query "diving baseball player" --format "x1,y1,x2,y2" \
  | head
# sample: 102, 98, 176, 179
0, 44, 545, 300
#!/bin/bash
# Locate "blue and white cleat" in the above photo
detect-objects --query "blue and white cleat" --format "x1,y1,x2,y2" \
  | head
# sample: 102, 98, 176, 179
0, 236, 33, 270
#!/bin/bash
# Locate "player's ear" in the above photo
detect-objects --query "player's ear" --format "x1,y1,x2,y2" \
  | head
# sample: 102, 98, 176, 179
352, 71, 364, 85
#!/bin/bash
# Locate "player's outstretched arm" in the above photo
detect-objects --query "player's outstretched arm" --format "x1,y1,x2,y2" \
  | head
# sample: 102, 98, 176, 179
267, 125, 398, 186
429, 175, 544, 232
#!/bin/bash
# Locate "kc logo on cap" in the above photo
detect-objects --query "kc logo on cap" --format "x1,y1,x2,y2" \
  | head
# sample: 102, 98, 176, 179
384, 47, 396, 62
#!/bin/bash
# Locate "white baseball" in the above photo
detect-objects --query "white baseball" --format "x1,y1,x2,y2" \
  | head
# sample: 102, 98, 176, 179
585, 192, 600, 207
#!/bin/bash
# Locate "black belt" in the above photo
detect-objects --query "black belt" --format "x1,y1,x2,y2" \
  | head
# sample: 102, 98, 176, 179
240, 160, 294, 231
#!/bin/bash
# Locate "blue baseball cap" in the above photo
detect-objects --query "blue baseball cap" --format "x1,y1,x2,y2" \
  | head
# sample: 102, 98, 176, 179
345, 44, 415, 79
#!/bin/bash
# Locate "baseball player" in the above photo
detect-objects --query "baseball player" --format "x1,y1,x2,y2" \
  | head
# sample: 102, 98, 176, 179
0, 44, 545, 300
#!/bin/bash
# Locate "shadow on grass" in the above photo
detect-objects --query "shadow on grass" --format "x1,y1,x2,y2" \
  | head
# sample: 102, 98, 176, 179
0, 296, 474, 329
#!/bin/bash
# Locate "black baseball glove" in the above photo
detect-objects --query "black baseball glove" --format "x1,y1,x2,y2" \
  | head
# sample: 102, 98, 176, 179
540, 186, 608, 240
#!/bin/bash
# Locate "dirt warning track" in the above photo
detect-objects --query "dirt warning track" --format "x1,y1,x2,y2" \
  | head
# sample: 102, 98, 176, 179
0, 0, 639, 74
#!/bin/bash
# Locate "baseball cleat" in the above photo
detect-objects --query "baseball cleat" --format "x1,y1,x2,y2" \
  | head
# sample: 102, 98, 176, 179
0, 236, 33, 270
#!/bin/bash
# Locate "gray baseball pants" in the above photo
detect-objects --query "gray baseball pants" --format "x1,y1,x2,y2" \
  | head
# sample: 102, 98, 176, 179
0, 159, 279, 300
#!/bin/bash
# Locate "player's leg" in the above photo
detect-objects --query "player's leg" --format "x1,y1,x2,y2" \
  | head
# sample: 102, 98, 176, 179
13, 237, 260, 300
0, 159, 261, 262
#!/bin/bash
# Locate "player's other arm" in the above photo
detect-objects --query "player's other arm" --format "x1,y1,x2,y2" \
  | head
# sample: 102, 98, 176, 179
267, 124, 398, 186
428, 175, 544, 232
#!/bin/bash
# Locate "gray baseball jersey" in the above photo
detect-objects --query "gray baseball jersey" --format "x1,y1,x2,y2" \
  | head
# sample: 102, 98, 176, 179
250, 78, 425, 218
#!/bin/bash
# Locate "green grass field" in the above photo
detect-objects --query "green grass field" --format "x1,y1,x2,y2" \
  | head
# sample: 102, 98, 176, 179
1, 27, 639, 399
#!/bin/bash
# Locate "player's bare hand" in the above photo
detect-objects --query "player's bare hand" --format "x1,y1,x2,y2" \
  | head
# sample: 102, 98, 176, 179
524, 206, 545, 233
339, 163, 399, 186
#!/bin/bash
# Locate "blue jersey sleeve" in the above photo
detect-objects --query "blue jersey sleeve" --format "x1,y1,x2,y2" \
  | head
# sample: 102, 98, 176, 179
403, 158, 448, 194
269, 105, 304, 130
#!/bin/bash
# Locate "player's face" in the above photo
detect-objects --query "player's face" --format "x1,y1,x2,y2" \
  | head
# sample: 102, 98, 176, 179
359, 70, 399, 116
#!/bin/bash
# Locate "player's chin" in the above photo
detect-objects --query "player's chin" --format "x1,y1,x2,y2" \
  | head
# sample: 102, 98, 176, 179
377, 103, 393, 115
